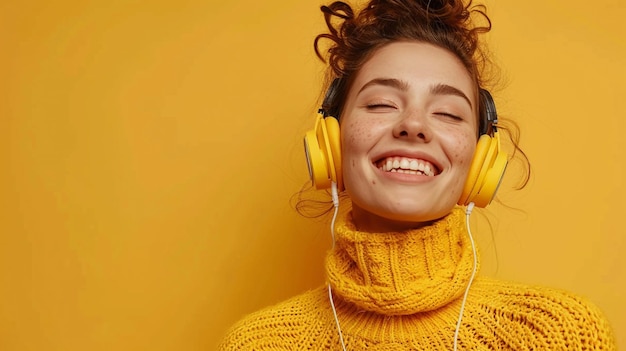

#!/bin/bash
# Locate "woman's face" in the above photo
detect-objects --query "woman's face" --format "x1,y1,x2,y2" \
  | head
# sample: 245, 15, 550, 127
340, 41, 478, 232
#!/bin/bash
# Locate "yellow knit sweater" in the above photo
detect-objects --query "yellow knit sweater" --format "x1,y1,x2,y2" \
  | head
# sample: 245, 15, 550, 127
219, 208, 616, 350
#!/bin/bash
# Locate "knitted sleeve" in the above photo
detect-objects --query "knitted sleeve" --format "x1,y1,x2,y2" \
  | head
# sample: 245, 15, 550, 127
217, 288, 335, 351
217, 305, 301, 351
468, 278, 617, 350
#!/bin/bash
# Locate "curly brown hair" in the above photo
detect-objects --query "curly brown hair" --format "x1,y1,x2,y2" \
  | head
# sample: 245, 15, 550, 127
314, 0, 492, 119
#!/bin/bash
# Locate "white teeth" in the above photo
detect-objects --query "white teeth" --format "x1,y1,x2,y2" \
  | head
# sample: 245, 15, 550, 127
377, 156, 437, 176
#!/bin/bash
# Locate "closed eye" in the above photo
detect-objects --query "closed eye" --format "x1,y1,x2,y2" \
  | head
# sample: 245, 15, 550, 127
435, 112, 463, 121
366, 103, 397, 111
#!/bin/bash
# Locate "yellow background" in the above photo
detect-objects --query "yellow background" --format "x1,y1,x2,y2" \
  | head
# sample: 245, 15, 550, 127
1, 0, 624, 349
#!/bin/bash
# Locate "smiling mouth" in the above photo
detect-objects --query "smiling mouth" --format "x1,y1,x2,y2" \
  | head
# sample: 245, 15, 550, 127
375, 156, 438, 176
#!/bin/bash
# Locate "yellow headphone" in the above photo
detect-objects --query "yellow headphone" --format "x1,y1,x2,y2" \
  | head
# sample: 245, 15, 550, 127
303, 113, 343, 191
303, 80, 507, 208
457, 89, 508, 207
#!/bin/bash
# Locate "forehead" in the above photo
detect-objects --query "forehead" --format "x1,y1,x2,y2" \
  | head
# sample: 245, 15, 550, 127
352, 41, 476, 99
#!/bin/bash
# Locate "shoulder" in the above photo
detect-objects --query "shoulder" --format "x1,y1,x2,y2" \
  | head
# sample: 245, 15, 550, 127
217, 286, 329, 351
469, 277, 616, 350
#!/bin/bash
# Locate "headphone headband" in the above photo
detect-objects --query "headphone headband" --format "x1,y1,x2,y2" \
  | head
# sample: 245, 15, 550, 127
479, 88, 498, 136
320, 78, 345, 118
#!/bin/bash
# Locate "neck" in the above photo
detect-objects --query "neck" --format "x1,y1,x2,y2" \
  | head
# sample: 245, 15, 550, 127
350, 205, 438, 232
325, 207, 477, 315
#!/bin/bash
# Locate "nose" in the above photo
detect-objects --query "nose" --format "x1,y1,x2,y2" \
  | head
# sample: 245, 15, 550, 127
392, 109, 432, 142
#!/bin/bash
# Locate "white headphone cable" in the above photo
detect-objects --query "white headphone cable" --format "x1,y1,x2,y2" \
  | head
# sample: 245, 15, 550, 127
453, 202, 478, 351
328, 181, 348, 351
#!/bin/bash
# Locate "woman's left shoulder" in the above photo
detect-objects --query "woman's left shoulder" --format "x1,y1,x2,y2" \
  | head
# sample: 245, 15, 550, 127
469, 277, 616, 350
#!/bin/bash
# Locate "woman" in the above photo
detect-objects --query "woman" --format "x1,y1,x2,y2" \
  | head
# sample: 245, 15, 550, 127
219, 0, 616, 349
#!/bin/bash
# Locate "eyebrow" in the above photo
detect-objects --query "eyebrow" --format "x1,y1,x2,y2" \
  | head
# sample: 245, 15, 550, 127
430, 83, 473, 109
357, 78, 473, 109
358, 78, 410, 94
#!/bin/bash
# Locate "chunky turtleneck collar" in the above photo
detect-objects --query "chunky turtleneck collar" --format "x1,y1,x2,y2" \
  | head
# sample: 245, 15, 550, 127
325, 207, 477, 316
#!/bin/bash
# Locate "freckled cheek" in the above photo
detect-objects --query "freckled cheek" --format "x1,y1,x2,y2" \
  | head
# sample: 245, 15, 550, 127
457, 145, 475, 167
341, 120, 376, 154
341, 120, 379, 185
450, 134, 476, 166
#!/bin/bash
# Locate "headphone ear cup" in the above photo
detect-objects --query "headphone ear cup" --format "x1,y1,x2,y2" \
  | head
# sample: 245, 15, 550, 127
459, 134, 492, 206
458, 133, 508, 207
304, 128, 330, 189
472, 152, 507, 207
324, 117, 343, 190
303, 114, 342, 190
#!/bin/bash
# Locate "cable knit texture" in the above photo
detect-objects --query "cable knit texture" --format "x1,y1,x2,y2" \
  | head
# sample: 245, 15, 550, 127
219, 208, 616, 350
326, 207, 474, 315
